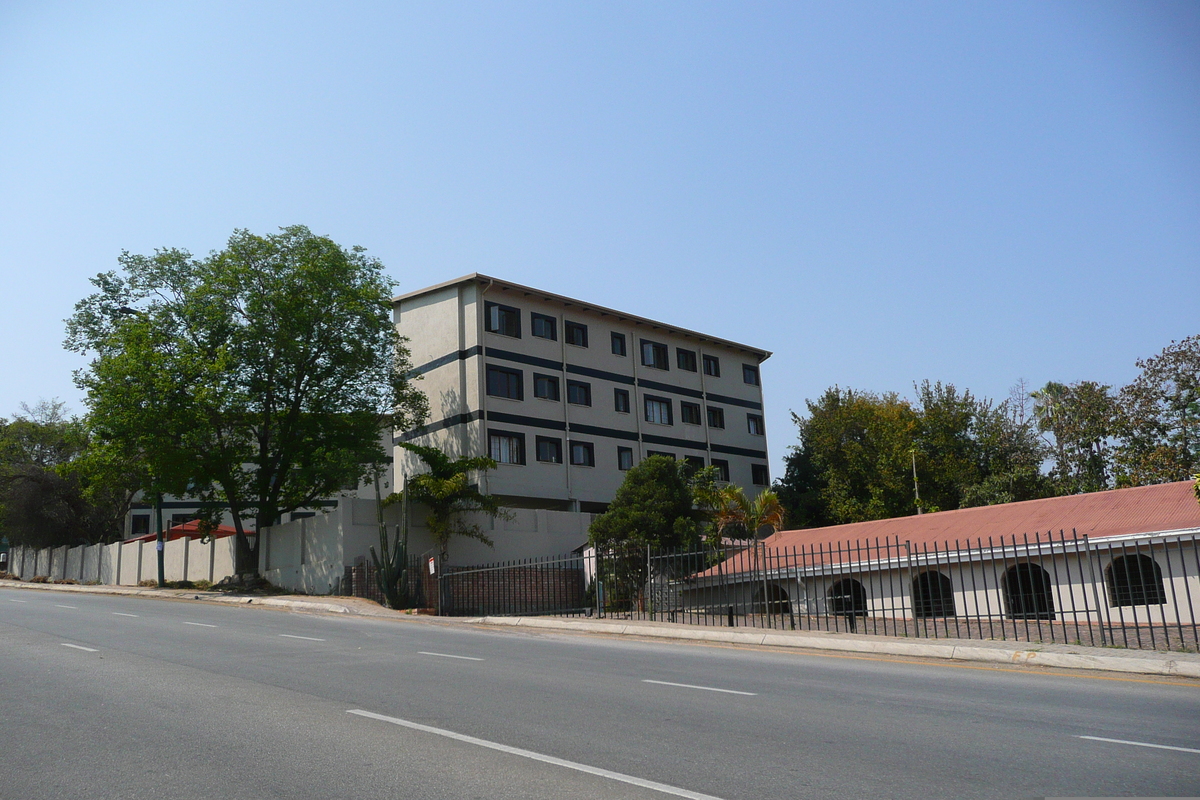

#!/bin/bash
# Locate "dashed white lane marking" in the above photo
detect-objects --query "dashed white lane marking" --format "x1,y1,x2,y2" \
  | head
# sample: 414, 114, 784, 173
8, 598, 27, 603
1077, 735, 1200, 755
642, 680, 757, 696
279, 634, 325, 641
347, 709, 726, 800
61, 643, 98, 653
418, 651, 484, 661
55, 605, 77, 609
183, 622, 217, 628
112, 612, 138, 617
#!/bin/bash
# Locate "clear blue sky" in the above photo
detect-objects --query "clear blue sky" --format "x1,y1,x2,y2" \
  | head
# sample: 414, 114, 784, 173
1, 1, 1197, 479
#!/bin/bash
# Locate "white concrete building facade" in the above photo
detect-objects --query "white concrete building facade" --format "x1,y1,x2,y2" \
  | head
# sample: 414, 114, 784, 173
394, 274, 773, 513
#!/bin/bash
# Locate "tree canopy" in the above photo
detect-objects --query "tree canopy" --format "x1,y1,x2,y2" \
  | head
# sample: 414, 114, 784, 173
588, 456, 707, 550
65, 226, 428, 573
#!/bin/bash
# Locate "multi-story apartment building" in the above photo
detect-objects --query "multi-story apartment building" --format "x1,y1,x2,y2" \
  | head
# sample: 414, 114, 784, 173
394, 274, 772, 513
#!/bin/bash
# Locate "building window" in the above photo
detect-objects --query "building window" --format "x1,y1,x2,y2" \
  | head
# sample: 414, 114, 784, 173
743, 364, 760, 386
684, 455, 705, 472
644, 396, 672, 425
617, 446, 634, 471
486, 365, 523, 400
570, 441, 595, 466
170, 514, 195, 529
641, 340, 669, 370
565, 321, 588, 347
533, 373, 559, 401
535, 436, 562, 464
1002, 564, 1055, 620
567, 380, 592, 406
828, 579, 868, 616
131, 514, 150, 536
531, 313, 557, 341
1106, 554, 1166, 606
747, 414, 764, 435
677, 348, 697, 372
646, 450, 675, 460
912, 571, 955, 618
707, 406, 725, 428
703, 354, 720, 377
489, 430, 525, 464
751, 464, 770, 485
614, 388, 630, 413
711, 459, 730, 481
680, 401, 701, 425
485, 302, 520, 338
611, 332, 627, 356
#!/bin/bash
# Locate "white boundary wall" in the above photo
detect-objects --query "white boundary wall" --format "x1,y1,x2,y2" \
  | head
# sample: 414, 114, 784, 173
8, 537, 238, 586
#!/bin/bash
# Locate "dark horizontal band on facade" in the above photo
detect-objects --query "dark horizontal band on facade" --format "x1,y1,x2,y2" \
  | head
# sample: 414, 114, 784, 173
705, 392, 763, 410
394, 410, 484, 443
485, 347, 563, 372
407, 345, 483, 378
566, 363, 635, 385
636, 377, 703, 399
401, 409, 766, 462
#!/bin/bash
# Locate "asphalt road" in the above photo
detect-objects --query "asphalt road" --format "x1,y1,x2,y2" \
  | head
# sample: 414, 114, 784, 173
2, 587, 1198, 800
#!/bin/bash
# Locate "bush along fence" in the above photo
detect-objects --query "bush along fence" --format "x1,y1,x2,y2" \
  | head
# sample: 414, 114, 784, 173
419, 529, 1200, 653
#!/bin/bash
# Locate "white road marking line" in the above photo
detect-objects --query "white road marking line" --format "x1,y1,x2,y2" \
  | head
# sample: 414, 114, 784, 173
642, 680, 757, 696
279, 634, 325, 641
418, 651, 484, 661
347, 709, 726, 800
112, 612, 138, 617
8, 598, 27, 603
1077, 735, 1200, 755
183, 621, 217, 628
61, 643, 98, 653
55, 605, 77, 609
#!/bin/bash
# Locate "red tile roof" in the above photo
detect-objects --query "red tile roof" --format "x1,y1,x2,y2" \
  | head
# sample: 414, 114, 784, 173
696, 480, 1200, 579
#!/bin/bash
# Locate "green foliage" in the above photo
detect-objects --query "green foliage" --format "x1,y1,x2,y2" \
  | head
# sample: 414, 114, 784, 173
1032, 380, 1116, 493
390, 442, 503, 563
0, 400, 137, 548
588, 456, 705, 550
1114, 335, 1200, 486
713, 486, 786, 540
65, 226, 428, 573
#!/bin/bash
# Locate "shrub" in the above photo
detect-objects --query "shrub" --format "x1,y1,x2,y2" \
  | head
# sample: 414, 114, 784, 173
30, 575, 49, 583
53, 578, 78, 585
138, 579, 158, 587
192, 579, 212, 591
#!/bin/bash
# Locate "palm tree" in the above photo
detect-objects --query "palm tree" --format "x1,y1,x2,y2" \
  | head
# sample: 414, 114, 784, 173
389, 443, 505, 564
713, 486, 786, 541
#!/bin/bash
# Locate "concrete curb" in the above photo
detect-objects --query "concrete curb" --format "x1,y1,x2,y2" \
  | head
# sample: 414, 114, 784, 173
6, 580, 1198, 678
471, 615, 1200, 678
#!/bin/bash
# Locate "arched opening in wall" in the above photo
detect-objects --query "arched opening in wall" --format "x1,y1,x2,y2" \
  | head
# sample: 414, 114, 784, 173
828, 578, 868, 616
1106, 554, 1166, 606
753, 584, 790, 614
1002, 563, 1055, 620
912, 571, 955, 618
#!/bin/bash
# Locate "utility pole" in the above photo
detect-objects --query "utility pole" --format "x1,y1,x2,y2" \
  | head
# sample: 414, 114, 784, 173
912, 451, 922, 515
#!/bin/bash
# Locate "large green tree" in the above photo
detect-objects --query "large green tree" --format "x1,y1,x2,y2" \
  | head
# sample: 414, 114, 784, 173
588, 455, 706, 550
1114, 335, 1200, 486
65, 226, 428, 575
1032, 380, 1117, 493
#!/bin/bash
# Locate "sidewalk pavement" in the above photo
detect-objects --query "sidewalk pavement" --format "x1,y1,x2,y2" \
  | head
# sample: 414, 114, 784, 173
5, 579, 1199, 679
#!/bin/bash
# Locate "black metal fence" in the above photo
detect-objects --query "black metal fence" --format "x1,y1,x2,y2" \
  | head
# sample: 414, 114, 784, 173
425, 530, 1200, 653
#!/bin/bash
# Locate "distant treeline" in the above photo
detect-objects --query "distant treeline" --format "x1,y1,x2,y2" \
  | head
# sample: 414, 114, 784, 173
775, 334, 1200, 528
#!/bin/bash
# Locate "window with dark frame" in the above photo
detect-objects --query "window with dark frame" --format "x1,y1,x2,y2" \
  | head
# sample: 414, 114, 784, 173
747, 414, 764, 435
533, 373, 560, 401
641, 339, 669, 370
131, 514, 150, 536
707, 406, 725, 428
703, 354, 720, 377
531, 313, 557, 341
488, 430, 525, 464
614, 388, 630, 413
752, 464, 770, 485
565, 321, 588, 347
711, 459, 730, 481
611, 332, 627, 356
644, 396, 672, 425
1106, 554, 1167, 606
535, 436, 563, 464
684, 455, 705, 472
617, 446, 634, 471
569, 441, 595, 466
567, 380, 592, 406
680, 401, 701, 425
676, 348, 697, 372
486, 365, 523, 400
485, 302, 521, 338
743, 364, 760, 386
